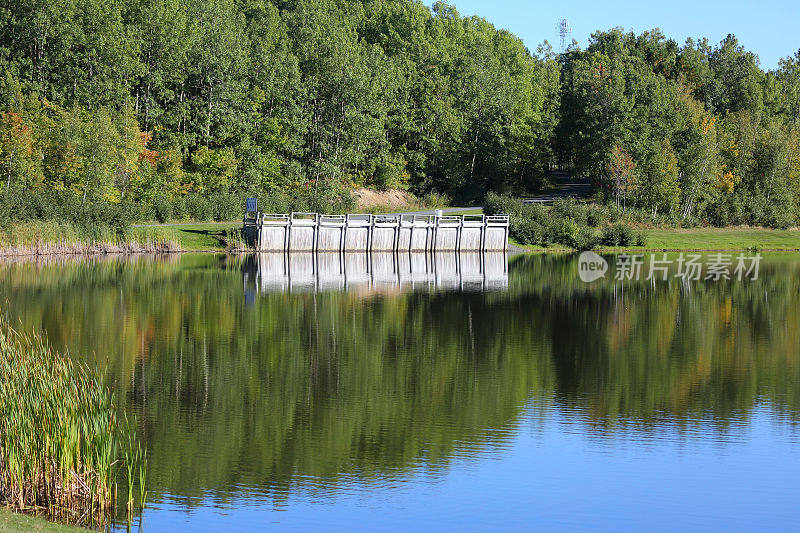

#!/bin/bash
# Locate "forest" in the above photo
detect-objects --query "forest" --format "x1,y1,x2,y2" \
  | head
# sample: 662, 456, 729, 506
1, 0, 800, 228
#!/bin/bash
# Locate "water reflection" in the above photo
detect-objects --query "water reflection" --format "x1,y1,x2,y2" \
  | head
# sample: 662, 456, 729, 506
0, 253, 798, 529
242, 252, 508, 295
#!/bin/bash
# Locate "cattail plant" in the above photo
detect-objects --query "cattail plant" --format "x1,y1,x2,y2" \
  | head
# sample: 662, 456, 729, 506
0, 319, 146, 526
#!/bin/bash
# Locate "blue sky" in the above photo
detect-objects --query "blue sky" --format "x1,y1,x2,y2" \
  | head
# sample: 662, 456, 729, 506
425, 0, 800, 70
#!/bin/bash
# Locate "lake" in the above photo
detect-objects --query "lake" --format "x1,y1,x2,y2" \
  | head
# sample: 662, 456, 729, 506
0, 252, 798, 531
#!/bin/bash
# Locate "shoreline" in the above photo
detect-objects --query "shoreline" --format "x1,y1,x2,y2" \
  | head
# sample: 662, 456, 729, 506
1, 221, 799, 258
1, 246, 799, 259
0, 242, 181, 258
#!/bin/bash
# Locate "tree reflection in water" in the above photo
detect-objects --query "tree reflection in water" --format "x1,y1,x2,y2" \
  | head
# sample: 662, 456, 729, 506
0, 252, 797, 507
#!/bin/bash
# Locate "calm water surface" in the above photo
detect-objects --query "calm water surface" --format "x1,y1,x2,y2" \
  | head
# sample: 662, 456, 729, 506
0, 252, 798, 531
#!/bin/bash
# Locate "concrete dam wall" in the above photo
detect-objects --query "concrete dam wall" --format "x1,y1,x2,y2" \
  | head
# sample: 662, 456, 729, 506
243, 213, 510, 252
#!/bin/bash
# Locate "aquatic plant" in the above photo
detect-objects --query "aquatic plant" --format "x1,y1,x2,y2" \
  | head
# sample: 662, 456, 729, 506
0, 221, 180, 256
0, 318, 145, 525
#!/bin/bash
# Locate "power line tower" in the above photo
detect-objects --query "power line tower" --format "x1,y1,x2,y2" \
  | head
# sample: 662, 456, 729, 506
556, 18, 572, 53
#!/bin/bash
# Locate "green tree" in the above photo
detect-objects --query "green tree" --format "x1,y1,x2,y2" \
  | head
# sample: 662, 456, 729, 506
639, 138, 680, 217
0, 111, 43, 192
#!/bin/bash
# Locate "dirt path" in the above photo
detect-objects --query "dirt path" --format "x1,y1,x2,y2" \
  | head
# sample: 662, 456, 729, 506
384, 207, 481, 216
134, 221, 237, 228
523, 175, 593, 203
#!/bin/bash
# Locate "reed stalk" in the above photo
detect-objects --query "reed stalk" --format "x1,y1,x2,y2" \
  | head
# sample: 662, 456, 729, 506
0, 319, 146, 526
0, 221, 180, 257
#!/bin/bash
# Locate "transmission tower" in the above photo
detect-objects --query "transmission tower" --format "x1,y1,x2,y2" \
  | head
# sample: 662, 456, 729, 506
556, 18, 572, 53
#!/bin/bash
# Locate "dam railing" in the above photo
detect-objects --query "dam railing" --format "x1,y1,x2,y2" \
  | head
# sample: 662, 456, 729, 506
243, 212, 510, 252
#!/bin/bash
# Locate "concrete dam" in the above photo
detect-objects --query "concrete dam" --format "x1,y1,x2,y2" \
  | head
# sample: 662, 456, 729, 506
243, 212, 510, 252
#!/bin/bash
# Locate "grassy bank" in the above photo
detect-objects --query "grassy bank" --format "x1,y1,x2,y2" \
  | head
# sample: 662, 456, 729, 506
0, 319, 145, 528
4, 218, 799, 256
481, 196, 800, 252
141, 221, 800, 253
0, 507, 84, 532
0, 221, 180, 256
510, 227, 800, 252
0, 221, 247, 255
636, 227, 800, 251
131, 222, 241, 251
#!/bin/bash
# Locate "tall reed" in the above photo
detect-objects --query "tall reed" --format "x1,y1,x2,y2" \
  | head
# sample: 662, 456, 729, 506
0, 221, 180, 256
0, 319, 145, 525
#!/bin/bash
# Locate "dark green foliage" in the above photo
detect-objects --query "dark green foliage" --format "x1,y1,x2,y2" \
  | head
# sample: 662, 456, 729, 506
571, 226, 602, 251
485, 192, 643, 249
0, 189, 137, 240
600, 223, 636, 247
513, 216, 546, 246
184, 194, 213, 221
484, 191, 525, 218
557, 30, 800, 228
288, 183, 356, 214
0, 2, 799, 226
0, 0, 561, 220
209, 192, 241, 222
153, 196, 173, 224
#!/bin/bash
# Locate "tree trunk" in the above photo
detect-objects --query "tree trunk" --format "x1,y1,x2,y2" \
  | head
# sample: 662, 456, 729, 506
179, 86, 186, 148
82, 175, 90, 203
7, 150, 13, 192
469, 130, 478, 181
206, 83, 213, 148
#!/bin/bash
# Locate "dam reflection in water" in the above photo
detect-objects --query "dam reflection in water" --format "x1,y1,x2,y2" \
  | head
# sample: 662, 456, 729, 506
242, 251, 508, 295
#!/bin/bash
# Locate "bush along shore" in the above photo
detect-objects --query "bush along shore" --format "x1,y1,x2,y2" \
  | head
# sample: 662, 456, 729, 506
0, 319, 146, 528
484, 193, 648, 251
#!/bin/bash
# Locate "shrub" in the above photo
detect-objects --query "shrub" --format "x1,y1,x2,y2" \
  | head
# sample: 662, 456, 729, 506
600, 223, 637, 246
185, 193, 212, 220
422, 191, 451, 209
680, 215, 700, 228
618, 224, 636, 246
259, 189, 291, 214
511, 216, 545, 246
573, 226, 601, 251
553, 218, 580, 247
585, 205, 609, 227
209, 192, 241, 221
522, 202, 550, 225
153, 195, 173, 223
171, 195, 187, 220
552, 198, 588, 226
291, 182, 354, 214
483, 192, 522, 217
484, 192, 650, 250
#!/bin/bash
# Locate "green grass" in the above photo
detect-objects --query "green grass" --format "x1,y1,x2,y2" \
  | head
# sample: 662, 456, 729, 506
173, 222, 797, 252
446, 208, 483, 216
511, 227, 800, 253
6, 217, 799, 255
0, 221, 118, 247
508, 237, 570, 253
632, 227, 800, 251
132, 222, 239, 251
0, 507, 85, 532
